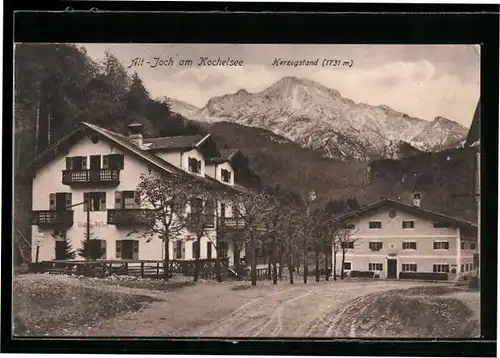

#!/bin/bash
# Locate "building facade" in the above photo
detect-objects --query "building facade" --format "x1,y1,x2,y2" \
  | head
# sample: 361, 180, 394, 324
331, 196, 478, 279
28, 122, 247, 265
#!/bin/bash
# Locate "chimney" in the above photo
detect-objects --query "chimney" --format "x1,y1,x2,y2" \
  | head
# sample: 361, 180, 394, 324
128, 123, 144, 147
413, 192, 421, 207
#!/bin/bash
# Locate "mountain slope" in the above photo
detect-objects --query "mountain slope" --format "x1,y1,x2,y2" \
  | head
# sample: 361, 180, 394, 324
171, 76, 467, 161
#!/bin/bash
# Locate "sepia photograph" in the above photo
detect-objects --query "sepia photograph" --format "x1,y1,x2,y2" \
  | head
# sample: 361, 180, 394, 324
13, 43, 481, 339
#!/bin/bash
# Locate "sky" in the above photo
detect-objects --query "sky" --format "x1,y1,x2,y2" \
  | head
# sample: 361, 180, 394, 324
82, 44, 480, 127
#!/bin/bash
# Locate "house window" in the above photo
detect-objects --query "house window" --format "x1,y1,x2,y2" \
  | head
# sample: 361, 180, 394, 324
115, 191, 140, 209
103, 154, 124, 170
402, 263, 417, 272
49, 192, 72, 211
369, 241, 383, 251
433, 264, 450, 273
343, 262, 352, 270
220, 203, 226, 218
207, 242, 213, 259
465, 263, 469, 271
192, 241, 199, 259
433, 241, 449, 250
470, 242, 476, 250
344, 224, 355, 230
402, 242, 417, 250
368, 263, 383, 271
402, 220, 415, 229
461, 241, 467, 250
460, 264, 464, 272
341, 241, 354, 249
221, 169, 231, 183
66, 156, 87, 170
218, 241, 228, 258
84, 192, 106, 211
174, 240, 184, 259
369, 221, 382, 229
82, 239, 106, 260
116, 240, 138, 260
188, 157, 202, 174
433, 222, 451, 228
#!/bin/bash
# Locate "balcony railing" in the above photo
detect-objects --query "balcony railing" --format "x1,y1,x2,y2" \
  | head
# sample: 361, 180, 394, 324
107, 209, 155, 226
62, 169, 120, 185
30, 210, 74, 226
187, 213, 215, 231
218, 217, 246, 229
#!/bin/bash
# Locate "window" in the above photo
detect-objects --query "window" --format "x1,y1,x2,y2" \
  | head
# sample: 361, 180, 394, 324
207, 242, 212, 259
116, 240, 138, 260
190, 198, 203, 214
402, 220, 415, 229
461, 241, 466, 250
188, 157, 202, 174
341, 241, 354, 249
115, 191, 140, 209
369, 241, 383, 251
343, 262, 352, 270
192, 241, 199, 259
49, 192, 72, 211
402, 263, 417, 272
433, 222, 451, 228
218, 241, 228, 258
66, 156, 87, 170
221, 169, 232, 183
460, 264, 464, 272
433, 241, 449, 250
203, 200, 216, 227
402, 242, 417, 250
84, 192, 106, 211
174, 240, 185, 259
103, 154, 124, 170
433, 264, 450, 273
220, 203, 226, 218
369, 221, 382, 229
470, 242, 476, 250
344, 224, 355, 230
369, 263, 383, 271
465, 263, 469, 271
83, 239, 106, 260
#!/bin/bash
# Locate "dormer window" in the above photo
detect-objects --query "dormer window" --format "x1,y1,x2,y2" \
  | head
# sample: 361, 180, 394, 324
221, 169, 231, 183
188, 157, 202, 174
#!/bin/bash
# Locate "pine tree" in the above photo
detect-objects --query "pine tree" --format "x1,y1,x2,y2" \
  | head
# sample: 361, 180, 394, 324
78, 232, 102, 260
52, 230, 75, 260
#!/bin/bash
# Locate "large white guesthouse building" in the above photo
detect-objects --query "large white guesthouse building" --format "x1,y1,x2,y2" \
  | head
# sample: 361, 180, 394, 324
28, 122, 249, 265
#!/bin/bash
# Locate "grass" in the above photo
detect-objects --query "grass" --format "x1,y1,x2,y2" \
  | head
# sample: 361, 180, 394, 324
13, 275, 161, 336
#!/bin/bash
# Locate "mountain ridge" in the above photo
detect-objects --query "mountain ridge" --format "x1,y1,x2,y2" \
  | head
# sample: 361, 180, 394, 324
168, 76, 468, 161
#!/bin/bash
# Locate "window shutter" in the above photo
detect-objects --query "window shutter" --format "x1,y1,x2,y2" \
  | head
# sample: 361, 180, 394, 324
133, 241, 139, 260
82, 156, 87, 169
65, 193, 72, 209
118, 155, 124, 170
66, 157, 73, 170
100, 193, 106, 211
115, 191, 123, 209
207, 242, 212, 259
134, 191, 141, 207
83, 193, 88, 212
116, 240, 122, 259
181, 241, 186, 259
192, 242, 197, 259
101, 240, 107, 259
49, 193, 56, 210
220, 203, 226, 218
173, 241, 177, 259
102, 155, 109, 169
197, 160, 201, 173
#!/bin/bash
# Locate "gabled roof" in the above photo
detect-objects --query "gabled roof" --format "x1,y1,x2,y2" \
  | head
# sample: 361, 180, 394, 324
20, 122, 247, 194
207, 149, 242, 165
331, 198, 477, 230
143, 134, 205, 151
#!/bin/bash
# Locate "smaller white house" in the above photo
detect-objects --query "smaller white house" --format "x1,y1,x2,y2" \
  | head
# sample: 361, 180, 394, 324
27, 122, 251, 266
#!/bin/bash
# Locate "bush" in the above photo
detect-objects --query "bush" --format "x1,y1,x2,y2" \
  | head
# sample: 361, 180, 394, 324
350, 270, 375, 278
468, 276, 479, 290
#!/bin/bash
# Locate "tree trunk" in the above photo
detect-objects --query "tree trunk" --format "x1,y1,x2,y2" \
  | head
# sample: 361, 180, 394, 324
193, 235, 201, 282
324, 250, 329, 281
288, 240, 294, 284
215, 236, 221, 282
163, 236, 170, 281
333, 250, 337, 281
340, 250, 346, 280
272, 239, 278, 285
233, 240, 240, 267
315, 247, 320, 282
303, 246, 308, 284
279, 240, 284, 280
267, 253, 272, 280
250, 235, 257, 286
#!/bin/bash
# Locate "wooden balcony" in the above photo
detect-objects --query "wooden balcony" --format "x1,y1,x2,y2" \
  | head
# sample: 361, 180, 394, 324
218, 217, 245, 230
30, 210, 74, 227
62, 169, 120, 186
187, 213, 215, 231
107, 209, 155, 226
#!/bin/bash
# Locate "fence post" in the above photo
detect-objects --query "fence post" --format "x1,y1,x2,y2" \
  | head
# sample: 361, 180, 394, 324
157, 261, 160, 277
140, 262, 144, 278
125, 262, 129, 275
